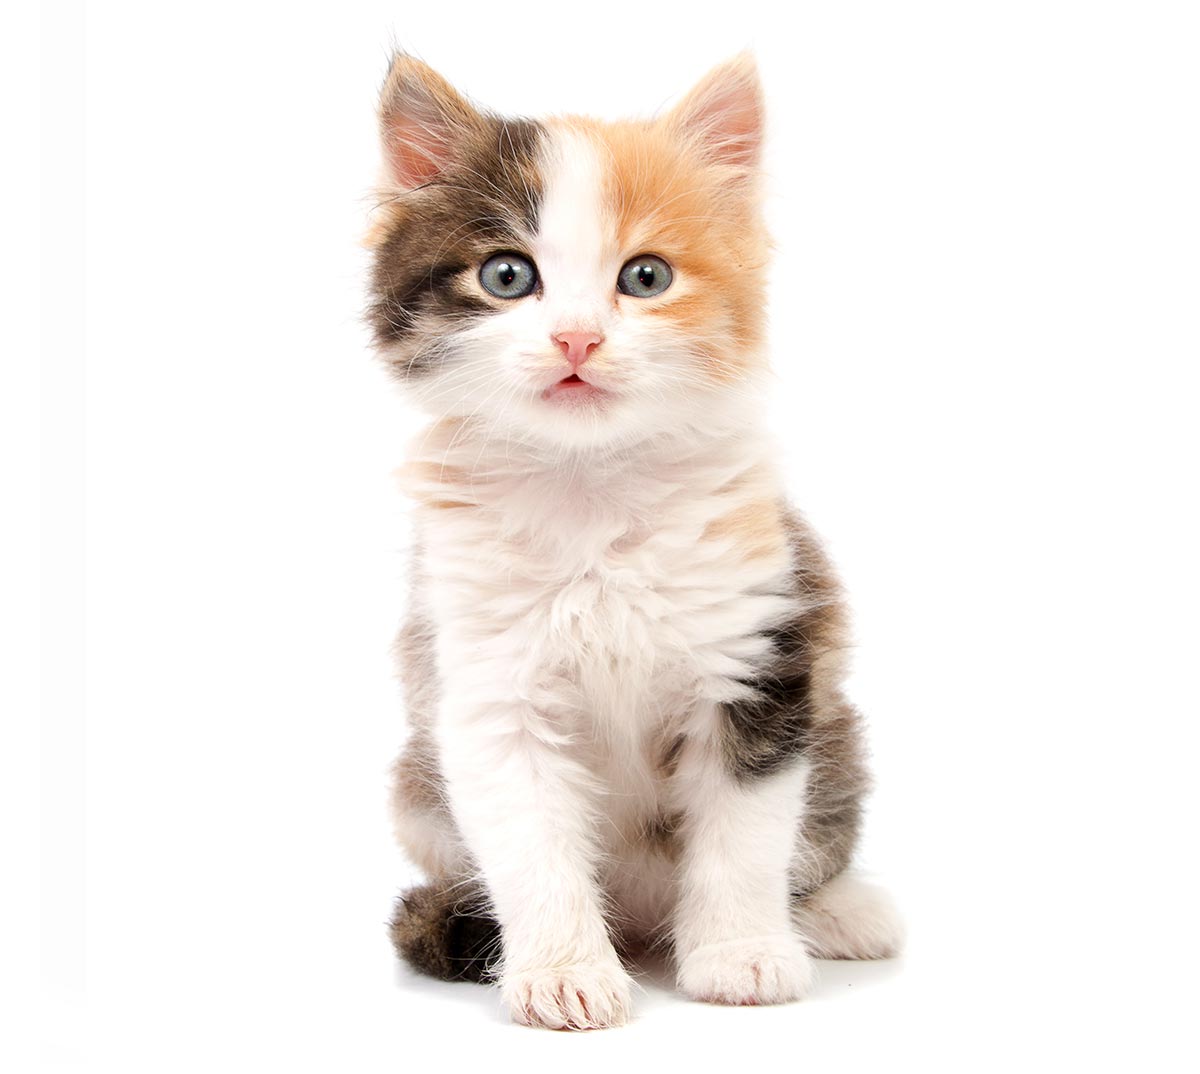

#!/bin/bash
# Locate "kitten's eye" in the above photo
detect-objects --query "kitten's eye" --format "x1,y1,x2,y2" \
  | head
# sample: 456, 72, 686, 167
617, 255, 673, 298
479, 253, 538, 299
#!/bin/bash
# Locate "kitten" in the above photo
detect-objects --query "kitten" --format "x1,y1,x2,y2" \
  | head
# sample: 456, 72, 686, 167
368, 52, 902, 1030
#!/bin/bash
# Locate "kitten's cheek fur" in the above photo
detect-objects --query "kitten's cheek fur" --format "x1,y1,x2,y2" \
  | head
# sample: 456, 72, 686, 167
677, 934, 815, 1006
503, 960, 635, 1030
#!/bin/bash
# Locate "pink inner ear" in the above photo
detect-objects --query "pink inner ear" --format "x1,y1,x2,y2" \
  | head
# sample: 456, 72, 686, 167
384, 116, 451, 189
391, 126, 448, 187
711, 107, 760, 167
669, 58, 765, 172
693, 89, 761, 168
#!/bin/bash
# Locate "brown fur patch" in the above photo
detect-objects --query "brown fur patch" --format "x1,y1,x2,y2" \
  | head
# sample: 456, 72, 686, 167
389, 580, 500, 981
642, 812, 683, 858
367, 56, 546, 376
390, 882, 501, 983
791, 695, 870, 895
656, 733, 686, 779
719, 507, 866, 807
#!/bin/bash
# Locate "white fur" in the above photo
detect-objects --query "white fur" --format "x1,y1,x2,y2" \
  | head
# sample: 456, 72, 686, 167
533, 125, 615, 334
677, 935, 814, 1005
670, 754, 815, 1003
792, 873, 906, 960
504, 958, 633, 1030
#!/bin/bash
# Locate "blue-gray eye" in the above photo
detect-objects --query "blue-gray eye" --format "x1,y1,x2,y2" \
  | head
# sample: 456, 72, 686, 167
617, 255, 673, 298
479, 253, 538, 299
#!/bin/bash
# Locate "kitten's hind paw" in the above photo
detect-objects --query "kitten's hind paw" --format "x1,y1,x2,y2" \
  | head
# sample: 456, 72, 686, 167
502, 960, 634, 1030
677, 934, 814, 1006
793, 873, 905, 960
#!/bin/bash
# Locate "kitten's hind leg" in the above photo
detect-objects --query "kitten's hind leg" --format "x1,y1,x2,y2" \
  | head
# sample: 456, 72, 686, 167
390, 881, 502, 983
792, 872, 904, 960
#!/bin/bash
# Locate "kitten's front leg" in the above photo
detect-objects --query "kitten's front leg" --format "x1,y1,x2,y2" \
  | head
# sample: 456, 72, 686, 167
671, 742, 814, 1005
436, 681, 632, 1030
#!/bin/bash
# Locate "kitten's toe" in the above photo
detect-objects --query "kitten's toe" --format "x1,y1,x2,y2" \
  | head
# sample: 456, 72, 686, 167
677, 934, 814, 1005
502, 959, 633, 1030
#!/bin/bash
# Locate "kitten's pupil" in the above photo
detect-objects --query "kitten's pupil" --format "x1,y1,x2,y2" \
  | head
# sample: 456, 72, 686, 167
498, 263, 516, 287
636, 265, 655, 287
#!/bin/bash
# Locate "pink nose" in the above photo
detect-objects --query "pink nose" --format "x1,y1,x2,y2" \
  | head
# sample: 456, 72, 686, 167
552, 331, 604, 368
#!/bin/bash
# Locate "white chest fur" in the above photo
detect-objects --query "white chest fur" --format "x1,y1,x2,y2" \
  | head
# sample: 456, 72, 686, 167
408, 426, 797, 834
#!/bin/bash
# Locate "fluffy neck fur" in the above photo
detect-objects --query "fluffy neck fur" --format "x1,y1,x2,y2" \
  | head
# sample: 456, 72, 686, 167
402, 404, 785, 562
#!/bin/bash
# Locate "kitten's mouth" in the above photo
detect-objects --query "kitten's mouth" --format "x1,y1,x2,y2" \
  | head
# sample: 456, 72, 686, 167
541, 371, 609, 404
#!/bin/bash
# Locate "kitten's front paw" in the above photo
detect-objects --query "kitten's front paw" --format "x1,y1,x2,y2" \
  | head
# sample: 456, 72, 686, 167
502, 960, 633, 1030
677, 934, 814, 1006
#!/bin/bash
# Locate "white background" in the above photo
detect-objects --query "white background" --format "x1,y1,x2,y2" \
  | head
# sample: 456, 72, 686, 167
15, 0, 1199, 1070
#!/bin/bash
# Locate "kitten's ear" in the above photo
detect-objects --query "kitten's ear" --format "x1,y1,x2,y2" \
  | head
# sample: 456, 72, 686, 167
378, 53, 485, 190
664, 52, 765, 172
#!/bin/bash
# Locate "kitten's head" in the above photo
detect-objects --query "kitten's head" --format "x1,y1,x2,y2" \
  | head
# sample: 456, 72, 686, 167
367, 53, 770, 452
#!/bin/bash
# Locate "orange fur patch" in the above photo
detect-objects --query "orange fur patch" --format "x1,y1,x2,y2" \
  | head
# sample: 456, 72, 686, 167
714, 462, 772, 496
397, 431, 480, 510
703, 498, 787, 561
548, 114, 770, 382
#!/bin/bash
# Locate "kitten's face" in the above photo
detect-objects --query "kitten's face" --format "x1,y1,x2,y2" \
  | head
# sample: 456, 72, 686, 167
368, 55, 769, 451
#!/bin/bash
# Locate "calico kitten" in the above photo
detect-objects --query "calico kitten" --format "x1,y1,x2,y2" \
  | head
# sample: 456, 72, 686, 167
368, 52, 902, 1030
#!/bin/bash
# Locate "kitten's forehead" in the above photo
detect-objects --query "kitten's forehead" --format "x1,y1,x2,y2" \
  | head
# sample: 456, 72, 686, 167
534, 123, 616, 325
533, 117, 693, 263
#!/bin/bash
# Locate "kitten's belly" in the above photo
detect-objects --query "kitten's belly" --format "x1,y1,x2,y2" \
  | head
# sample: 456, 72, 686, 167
587, 721, 683, 943
539, 575, 698, 941
601, 830, 679, 945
